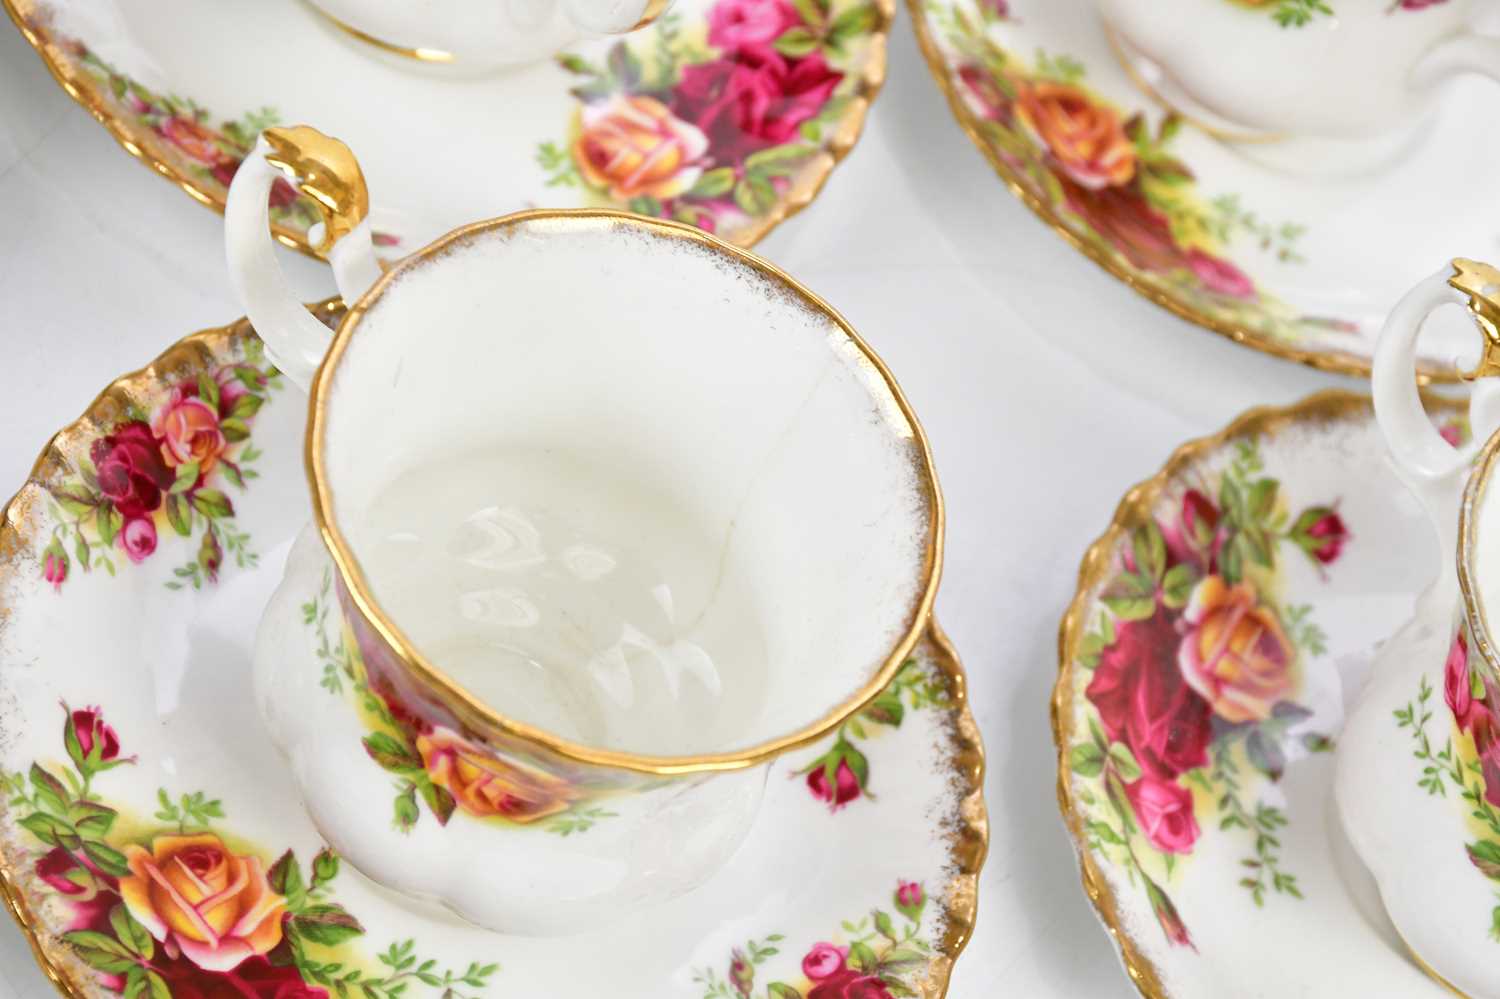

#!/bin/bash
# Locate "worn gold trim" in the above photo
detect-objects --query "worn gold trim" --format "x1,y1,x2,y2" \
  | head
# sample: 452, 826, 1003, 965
305, 4, 458, 63
0, 300, 346, 999
0, 302, 976, 999
1458, 427, 1500, 685
1053, 388, 1467, 998
904, 0, 1458, 384
2, 0, 890, 255
306, 208, 943, 776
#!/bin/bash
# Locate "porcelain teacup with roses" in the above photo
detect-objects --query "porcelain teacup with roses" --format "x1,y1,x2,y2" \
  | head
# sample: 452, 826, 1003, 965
222, 126, 942, 934
1097, 0, 1500, 147
303, 0, 670, 71
1336, 259, 1500, 997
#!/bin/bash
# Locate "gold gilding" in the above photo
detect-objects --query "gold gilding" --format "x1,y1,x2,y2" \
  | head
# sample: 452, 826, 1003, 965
263, 126, 371, 254
1451, 258, 1500, 381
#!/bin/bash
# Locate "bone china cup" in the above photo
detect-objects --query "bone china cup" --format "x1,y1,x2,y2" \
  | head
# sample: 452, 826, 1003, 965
1097, 0, 1500, 142
1336, 259, 1500, 996
304, 0, 667, 71
224, 126, 942, 934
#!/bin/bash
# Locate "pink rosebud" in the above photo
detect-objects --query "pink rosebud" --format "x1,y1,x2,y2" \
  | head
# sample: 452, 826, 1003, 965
64, 704, 123, 772
1291, 507, 1348, 566
119, 517, 157, 563
1187, 249, 1255, 300
1124, 776, 1200, 854
807, 758, 862, 810
894, 879, 925, 920
42, 544, 68, 592
802, 942, 847, 981
35, 847, 97, 897
729, 948, 754, 997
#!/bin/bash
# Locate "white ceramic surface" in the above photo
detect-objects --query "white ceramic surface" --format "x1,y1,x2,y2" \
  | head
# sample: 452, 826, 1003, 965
1099, 0, 1500, 142
301, 0, 592, 71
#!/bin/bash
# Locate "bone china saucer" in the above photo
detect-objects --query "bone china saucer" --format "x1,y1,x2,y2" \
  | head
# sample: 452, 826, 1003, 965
4, 0, 888, 257
0, 307, 987, 999
908, 0, 1500, 380
1054, 390, 1470, 996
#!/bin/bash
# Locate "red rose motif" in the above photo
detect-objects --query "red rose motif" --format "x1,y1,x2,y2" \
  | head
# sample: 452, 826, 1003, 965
957, 66, 1011, 123
807, 758, 861, 809
120, 517, 158, 563
1085, 607, 1212, 780
808, 970, 895, 999
672, 49, 843, 161
707, 0, 797, 50
91, 422, 174, 519
35, 847, 96, 897
158, 117, 224, 166
1124, 776, 1200, 854
1446, 631, 1484, 731
151, 953, 328, 999
1186, 249, 1255, 300
802, 942, 848, 980
1304, 511, 1348, 565
1060, 176, 1186, 275
68, 705, 122, 762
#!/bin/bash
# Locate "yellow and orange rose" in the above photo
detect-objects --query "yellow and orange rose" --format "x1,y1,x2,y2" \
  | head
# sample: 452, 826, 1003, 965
572, 95, 709, 201
417, 727, 576, 822
152, 389, 227, 474
119, 834, 286, 972
1177, 575, 1296, 723
1014, 80, 1136, 190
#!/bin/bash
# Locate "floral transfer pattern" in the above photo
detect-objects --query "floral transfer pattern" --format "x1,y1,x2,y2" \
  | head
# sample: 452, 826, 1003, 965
1398, 619, 1500, 939
303, 571, 614, 837
1064, 437, 1343, 948
40, 338, 280, 593
796, 658, 950, 812
1, 706, 499, 999
1227, 0, 1448, 27
693, 879, 933, 998
538, 0, 883, 240
919, 0, 1368, 349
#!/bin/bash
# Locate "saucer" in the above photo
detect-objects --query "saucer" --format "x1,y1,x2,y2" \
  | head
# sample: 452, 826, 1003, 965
3, 0, 888, 255
908, 0, 1500, 380
0, 307, 987, 997
1053, 389, 1469, 996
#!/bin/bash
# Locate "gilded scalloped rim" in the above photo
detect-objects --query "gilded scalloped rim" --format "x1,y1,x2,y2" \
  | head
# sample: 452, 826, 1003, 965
0, 307, 987, 999
903, 1, 1458, 385
0, 0, 890, 257
1051, 388, 1466, 998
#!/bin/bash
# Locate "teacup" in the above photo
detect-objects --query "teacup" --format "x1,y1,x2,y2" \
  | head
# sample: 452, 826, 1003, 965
303, 0, 667, 71
225, 126, 943, 932
1098, 0, 1500, 146
1336, 259, 1500, 995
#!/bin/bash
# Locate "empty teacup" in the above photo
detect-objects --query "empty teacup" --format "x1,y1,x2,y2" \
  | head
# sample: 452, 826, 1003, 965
1336, 259, 1500, 996
304, 0, 668, 71
1099, 0, 1500, 146
227, 126, 942, 932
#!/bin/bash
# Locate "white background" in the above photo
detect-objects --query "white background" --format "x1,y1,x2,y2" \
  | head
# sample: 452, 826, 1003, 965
0, 10, 1369, 997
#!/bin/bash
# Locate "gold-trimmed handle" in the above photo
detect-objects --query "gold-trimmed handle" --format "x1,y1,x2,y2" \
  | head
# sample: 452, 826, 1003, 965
262, 126, 370, 256
1451, 258, 1500, 382
224, 125, 380, 392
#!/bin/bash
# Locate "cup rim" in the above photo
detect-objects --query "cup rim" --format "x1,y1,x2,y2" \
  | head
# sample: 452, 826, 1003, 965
305, 208, 945, 776
1459, 425, 1500, 677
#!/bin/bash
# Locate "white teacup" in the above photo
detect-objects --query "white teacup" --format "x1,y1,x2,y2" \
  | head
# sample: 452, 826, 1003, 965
225, 126, 943, 932
1336, 259, 1500, 995
303, 0, 667, 71
1099, 0, 1500, 144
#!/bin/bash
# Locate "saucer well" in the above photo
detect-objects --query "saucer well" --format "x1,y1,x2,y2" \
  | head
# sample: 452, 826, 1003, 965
0, 308, 987, 997
1054, 389, 1468, 996
4, 0, 888, 255
908, 0, 1500, 380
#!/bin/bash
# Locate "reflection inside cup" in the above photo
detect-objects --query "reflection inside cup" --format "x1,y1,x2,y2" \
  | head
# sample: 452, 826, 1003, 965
360, 445, 769, 755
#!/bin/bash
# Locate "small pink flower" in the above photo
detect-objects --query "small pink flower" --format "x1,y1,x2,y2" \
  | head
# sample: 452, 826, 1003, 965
802, 942, 848, 980
894, 879, 925, 921
1187, 249, 1255, 300
1124, 776, 1200, 854
43, 545, 68, 592
807, 758, 861, 809
1440, 422, 1465, 448
707, 0, 797, 50
66, 704, 122, 763
120, 517, 157, 563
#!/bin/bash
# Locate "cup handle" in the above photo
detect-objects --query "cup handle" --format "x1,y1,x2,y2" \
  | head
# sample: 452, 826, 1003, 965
224, 125, 382, 393
1412, 31, 1500, 91
1373, 259, 1500, 588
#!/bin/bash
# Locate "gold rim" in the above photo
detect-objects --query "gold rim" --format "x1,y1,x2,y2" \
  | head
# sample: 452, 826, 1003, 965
308, 208, 945, 776
1053, 387, 1467, 999
306, 3, 458, 62
0, 304, 978, 999
2, 0, 890, 257
904, 0, 1458, 385
1459, 427, 1500, 684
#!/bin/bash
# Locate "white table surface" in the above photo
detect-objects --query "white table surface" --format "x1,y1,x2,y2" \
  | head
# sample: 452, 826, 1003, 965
0, 11, 1360, 998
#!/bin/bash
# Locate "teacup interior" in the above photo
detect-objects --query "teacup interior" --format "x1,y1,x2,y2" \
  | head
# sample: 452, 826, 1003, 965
316, 215, 937, 758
